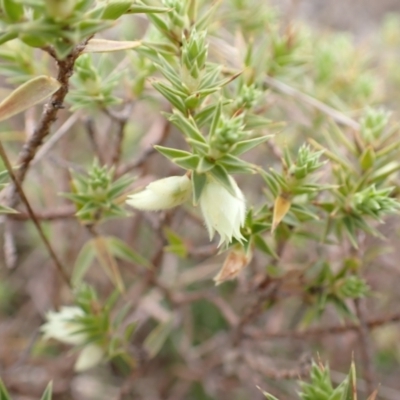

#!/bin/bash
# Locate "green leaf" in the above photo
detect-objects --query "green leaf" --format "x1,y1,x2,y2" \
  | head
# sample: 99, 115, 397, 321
339, 362, 357, 400
164, 227, 187, 258
1, 0, 24, 22
197, 157, 215, 173
0, 31, 18, 46
186, 138, 209, 154
72, 240, 96, 286
143, 319, 174, 359
155, 145, 192, 160
253, 234, 278, 259
101, 1, 131, 19
192, 170, 207, 205
209, 164, 236, 196
231, 135, 272, 156
0, 76, 60, 122
0, 204, 17, 214
40, 382, 53, 400
127, 4, 170, 14
209, 100, 222, 139
217, 154, 256, 174
168, 111, 207, 143
106, 236, 152, 268
172, 155, 200, 170
152, 82, 186, 113
194, 100, 231, 128
155, 55, 183, 89
193, 0, 222, 31
0, 380, 11, 400
368, 161, 400, 183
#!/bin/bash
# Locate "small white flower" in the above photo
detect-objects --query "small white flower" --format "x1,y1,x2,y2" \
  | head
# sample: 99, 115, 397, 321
41, 306, 86, 345
199, 176, 246, 246
41, 306, 104, 372
126, 175, 192, 210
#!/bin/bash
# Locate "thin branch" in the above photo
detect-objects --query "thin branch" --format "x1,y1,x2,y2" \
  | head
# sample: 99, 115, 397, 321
9, 205, 75, 221
84, 117, 106, 164
354, 298, 376, 395
31, 111, 82, 166
243, 311, 400, 340
263, 75, 360, 130
108, 104, 134, 166
116, 115, 171, 177
0, 141, 71, 287
7, 40, 89, 207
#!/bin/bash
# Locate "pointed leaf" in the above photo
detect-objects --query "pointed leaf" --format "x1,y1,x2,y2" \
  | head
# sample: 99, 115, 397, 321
172, 155, 200, 170
127, 4, 170, 13
0, 380, 11, 400
143, 318, 174, 359
40, 382, 53, 400
209, 164, 236, 196
106, 236, 152, 269
83, 39, 141, 53
154, 145, 192, 160
231, 135, 272, 156
72, 240, 96, 286
0, 76, 60, 121
192, 170, 207, 205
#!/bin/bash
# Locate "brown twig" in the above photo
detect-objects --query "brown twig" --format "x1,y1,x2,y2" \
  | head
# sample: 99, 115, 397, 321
243, 311, 400, 340
9, 205, 75, 221
116, 116, 171, 177
0, 141, 70, 287
108, 104, 133, 166
84, 117, 106, 164
7, 41, 89, 207
354, 298, 376, 395
263, 75, 360, 130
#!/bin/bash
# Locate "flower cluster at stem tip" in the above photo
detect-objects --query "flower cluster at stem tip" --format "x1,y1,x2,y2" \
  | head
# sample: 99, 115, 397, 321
126, 174, 246, 247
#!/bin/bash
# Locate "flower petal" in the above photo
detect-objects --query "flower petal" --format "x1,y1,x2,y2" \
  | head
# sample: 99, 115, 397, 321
74, 344, 104, 372
126, 175, 192, 210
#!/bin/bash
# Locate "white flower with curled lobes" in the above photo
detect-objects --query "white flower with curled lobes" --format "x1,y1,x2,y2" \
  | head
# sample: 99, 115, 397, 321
41, 306, 104, 372
199, 175, 246, 246
126, 175, 192, 210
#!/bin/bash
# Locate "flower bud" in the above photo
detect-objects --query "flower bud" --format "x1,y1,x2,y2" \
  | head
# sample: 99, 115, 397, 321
199, 176, 246, 246
126, 175, 192, 211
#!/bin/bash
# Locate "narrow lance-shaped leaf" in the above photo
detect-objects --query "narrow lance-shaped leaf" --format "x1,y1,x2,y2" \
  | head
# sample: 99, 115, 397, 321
192, 170, 207, 205
154, 145, 192, 160
0, 380, 11, 400
143, 319, 174, 359
101, 1, 131, 19
0, 76, 60, 122
209, 100, 222, 139
72, 240, 96, 286
106, 236, 152, 269
40, 382, 53, 400
339, 361, 357, 400
231, 135, 272, 156
127, 4, 171, 14
83, 39, 141, 53
209, 164, 236, 196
